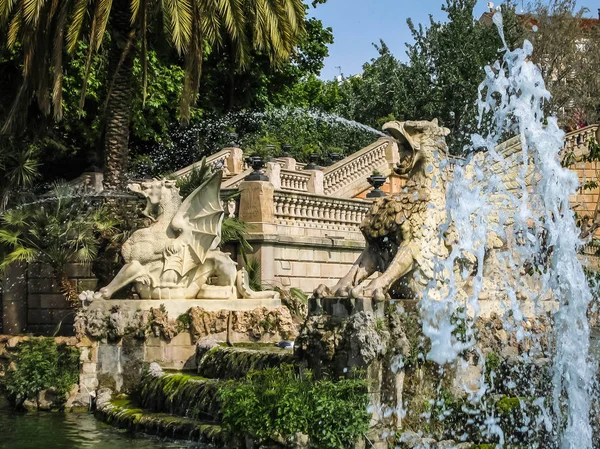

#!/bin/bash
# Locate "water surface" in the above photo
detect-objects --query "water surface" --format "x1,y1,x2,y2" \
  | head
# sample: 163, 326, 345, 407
0, 397, 201, 449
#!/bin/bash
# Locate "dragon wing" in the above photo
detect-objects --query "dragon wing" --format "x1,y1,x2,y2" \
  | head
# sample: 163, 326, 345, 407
167, 171, 224, 276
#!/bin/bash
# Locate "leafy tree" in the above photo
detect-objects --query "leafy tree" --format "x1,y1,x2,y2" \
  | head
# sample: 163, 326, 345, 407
336, 41, 410, 128
198, 16, 334, 112
525, 0, 600, 125
0, 0, 306, 190
333, 0, 523, 154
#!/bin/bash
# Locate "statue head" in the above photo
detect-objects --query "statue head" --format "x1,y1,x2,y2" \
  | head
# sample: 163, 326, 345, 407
382, 119, 450, 176
127, 179, 181, 219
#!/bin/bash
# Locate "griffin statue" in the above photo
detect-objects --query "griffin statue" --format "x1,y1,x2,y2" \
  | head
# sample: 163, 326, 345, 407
315, 119, 452, 301
95, 171, 278, 301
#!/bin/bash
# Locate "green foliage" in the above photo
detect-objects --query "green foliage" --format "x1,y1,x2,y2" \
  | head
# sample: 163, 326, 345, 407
0, 139, 40, 210
2, 338, 80, 408
219, 364, 370, 449
0, 183, 117, 292
485, 351, 501, 385
176, 311, 192, 332
246, 257, 263, 292
334, 1, 524, 154
131, 50, 196, 143
174, 157, 213, 199
221, 217, 253, 263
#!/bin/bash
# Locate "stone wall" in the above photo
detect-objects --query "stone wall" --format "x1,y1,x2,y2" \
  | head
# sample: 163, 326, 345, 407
26, 263, 97, 335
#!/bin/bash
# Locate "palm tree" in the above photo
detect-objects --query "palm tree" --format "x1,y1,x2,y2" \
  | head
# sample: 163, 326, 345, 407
0, 0, 305, 190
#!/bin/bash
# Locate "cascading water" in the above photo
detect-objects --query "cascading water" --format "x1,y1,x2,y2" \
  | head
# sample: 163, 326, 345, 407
420, 11, 595, 448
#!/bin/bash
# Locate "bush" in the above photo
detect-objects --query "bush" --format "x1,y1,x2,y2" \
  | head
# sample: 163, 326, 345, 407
2, 338, 80, 408
219, 364, 370, 449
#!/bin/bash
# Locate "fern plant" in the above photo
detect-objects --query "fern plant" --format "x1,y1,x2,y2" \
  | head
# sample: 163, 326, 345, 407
0, 183, 117, 304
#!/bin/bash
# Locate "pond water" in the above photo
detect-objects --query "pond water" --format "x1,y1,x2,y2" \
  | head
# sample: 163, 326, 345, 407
0, 398, 202, 449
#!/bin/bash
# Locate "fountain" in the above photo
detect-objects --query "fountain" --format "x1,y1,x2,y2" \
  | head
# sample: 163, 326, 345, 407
299, 11, 597, 449
2, 10, 598, 449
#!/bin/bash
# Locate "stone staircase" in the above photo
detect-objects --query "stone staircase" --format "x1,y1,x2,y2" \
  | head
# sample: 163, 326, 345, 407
96, 343, 296, 447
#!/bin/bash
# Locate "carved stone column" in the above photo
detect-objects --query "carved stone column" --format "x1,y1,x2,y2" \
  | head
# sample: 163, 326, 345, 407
238, 180, 275, 229
2, 262, 28, 334
224, 147, 244, 175
238, 180, 277, 287
265, 162, 282, 190
307, 169, 324, 195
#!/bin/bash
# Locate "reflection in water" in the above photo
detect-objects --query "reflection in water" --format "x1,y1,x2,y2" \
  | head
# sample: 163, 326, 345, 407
0, 399, 204, 449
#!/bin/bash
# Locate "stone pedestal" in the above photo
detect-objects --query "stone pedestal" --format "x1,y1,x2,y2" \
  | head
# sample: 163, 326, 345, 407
238, 180, 276, 234
295, 297, 417, 448
89, 298, 282, 316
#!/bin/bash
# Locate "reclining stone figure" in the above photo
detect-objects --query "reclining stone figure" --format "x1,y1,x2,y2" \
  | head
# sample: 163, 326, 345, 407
95, 171, 278, 301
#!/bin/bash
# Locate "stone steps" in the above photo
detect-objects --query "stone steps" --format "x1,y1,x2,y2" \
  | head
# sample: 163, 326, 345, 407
96, 396, 226, 447
97, 343, 296, 446
138, 373, 224, 422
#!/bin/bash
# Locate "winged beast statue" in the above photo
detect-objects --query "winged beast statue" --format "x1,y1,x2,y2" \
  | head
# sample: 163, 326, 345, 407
94, 171, 278, 301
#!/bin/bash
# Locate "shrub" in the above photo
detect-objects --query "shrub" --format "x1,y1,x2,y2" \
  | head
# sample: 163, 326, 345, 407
2, 338, 80, 408
0, 183, 117, 303
219, 364, 370, 449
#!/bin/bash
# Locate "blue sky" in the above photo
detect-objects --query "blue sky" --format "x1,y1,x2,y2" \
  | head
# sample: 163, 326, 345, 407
309, 0, 600, 80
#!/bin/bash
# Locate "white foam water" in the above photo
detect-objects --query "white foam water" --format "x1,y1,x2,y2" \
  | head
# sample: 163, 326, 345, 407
420, 11, 595, 448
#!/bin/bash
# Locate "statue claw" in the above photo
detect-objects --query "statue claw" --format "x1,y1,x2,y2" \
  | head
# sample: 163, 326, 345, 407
372, 288, 386, 302
350, 287, 362, 299
335, 286, 351, 298
93, 288, 110, 301
313, 284, 330, 298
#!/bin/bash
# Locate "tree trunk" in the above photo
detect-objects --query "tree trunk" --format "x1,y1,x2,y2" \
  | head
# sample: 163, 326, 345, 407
103, 4, 136, 191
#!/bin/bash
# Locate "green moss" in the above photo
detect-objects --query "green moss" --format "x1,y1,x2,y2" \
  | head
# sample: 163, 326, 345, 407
99, 394, 225, 445
198, 346, 295, 379
495, 396, 523, 415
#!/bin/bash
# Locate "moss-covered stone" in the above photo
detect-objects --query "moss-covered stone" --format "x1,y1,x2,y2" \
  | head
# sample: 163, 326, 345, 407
96, 395, 226, 446
137, 373, 223, 421
197, 346, 295, 380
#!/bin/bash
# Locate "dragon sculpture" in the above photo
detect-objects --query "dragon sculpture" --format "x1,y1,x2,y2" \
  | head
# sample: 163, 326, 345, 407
95, 171, 278, 301
315, 119, 453, 301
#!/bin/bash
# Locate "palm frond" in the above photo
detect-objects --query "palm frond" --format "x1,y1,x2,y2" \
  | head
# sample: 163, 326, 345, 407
179, 0, 203, 122
93, 0, 112, 51
78, 2, 98, 110
0, 246, 37, 270
22, 0, 46, 25
7, 7, 21, 48
66, 0, 90, 53
51, 0, 67, 120
0, 0, 17, 23
162, 0, 192, 54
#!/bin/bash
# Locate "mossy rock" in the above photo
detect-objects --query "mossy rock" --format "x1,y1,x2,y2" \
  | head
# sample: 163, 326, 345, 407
197, 346, 295, 380
97, 396, 226, 446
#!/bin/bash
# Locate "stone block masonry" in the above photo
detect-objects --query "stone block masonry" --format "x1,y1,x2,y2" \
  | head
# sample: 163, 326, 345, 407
25, 263, 97, 335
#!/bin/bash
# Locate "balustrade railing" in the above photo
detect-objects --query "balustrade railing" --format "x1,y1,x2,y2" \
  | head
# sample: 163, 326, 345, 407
562, 125, 599, 160
322, 138, 393, 196
280, 169, 311, 192
273, 191, 370, 232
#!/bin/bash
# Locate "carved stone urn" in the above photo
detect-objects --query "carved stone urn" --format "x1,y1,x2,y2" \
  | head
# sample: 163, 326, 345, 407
366, 174, 387, 198
244, 156, 269, 181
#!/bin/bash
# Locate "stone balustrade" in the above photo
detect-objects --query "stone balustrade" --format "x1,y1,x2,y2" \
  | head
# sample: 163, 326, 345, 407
279, 169, 311, 192
174, 147, 245, 180
562, 124, 600, 161
273, 191, 369, 233
323, 137, 396, 197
